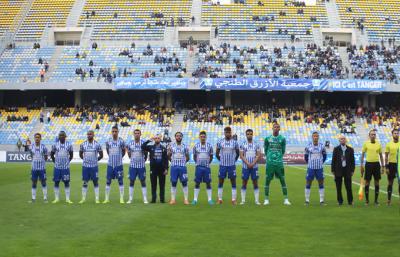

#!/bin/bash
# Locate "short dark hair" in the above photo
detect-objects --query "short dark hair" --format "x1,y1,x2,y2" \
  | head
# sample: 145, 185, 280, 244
34, 133, 41, 138
224, 126, 231, 132
175, 131, 183, 137
87, 130, 94, 134
312, 131, 319, 135
392, 129, 398, 134
199, 131, 207, 136
246, 129, 253, 134
134, 129, 141, 133
59, 131, 66, 136
112, 126, 118, 131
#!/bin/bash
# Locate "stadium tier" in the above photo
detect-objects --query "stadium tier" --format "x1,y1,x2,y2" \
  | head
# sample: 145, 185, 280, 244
0, 46, 54, 83
78, 0, 192, 40
15, 0, 75, 41
336, 0, 400, 42
50, 46, 187, 82
0, 0, 25, 36
202, 0, 328, 40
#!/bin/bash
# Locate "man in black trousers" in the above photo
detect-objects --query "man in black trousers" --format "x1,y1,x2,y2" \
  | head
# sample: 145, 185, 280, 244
142, 134, 169, 203
331, 135, 355, 205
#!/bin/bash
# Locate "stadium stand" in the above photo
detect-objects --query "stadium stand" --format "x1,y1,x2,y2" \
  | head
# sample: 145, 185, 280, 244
0, 107, 40, 144
0, 105, 367, 148
0, 0, 25, 36
347, 44, 399, 83
336, 0, 400, 42
193, 43, 347, 79
0, 46, 54, 83
15, 0, 75, 41
202, 0, 328, 40
50, 45, 187, 82
78, 0, 192, 40
39, 105, 175, 145
182, 106, 361, 148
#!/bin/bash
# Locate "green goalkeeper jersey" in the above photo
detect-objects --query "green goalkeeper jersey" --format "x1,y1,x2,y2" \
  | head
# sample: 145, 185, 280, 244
264, 134, 286, 167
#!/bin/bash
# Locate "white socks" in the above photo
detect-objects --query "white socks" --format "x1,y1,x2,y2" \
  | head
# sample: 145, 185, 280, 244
119, 185, 124, 199
183, 186, 188, 201
194, 188, 200, 201
254, 188, 259, 203
305, 188, 311, 202
241, 189, 246, 203
141, 187, 148, 202
54, 187, 60, 200
65, 187, 70, 201
105, 185, 110, 201
171, 187, 177, 201
82, 186, 88, 200
218, 188, 223, 200
129, 186, 134, 201
207, 188, 212, 201
319, 188, 325, 203
32, 188, 36, 200
94, 186, 99, 201
232, 188, 237, 201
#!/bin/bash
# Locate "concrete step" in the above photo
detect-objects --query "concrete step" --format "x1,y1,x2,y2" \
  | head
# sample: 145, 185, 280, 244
338, 47, 353, 78
66, 0, 87, 27
44, 46, 65, 81
325, 0, 342, 28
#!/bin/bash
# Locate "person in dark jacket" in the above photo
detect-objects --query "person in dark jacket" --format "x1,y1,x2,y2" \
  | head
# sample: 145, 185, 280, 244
142, 134, 169, 203
331, 135, 355, 205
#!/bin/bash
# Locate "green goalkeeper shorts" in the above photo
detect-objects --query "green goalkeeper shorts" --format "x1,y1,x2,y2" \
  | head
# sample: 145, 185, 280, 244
266, 165, 285, 180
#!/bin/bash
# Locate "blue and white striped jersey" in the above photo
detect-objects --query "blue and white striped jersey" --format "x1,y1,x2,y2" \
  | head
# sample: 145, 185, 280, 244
217, 138, 239, 167
169, 142, 189, 167
193, 142, 213, 168
305, 142, 326, 169
30, 144, 48, 171
240, 140, 261, 169
52, 141, 73, 169
106, 138, 125, 167
127, 139, 146, 168
80, 140, 102, 168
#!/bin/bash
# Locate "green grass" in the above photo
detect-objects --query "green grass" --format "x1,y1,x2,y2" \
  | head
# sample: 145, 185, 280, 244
0, 163, 398, 257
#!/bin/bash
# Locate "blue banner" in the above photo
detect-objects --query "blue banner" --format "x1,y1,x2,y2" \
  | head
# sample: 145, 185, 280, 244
200, 78, 387, 92
114, 78, 188, 90
317, 79, 387, 91
200, 78, 314, 90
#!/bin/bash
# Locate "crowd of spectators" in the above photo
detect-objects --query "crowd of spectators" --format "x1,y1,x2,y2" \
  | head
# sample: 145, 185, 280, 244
193, 43, 347, 79
183, 105, 358, 134
73, 44, 186, 82
348, 44, 398, 83
52, 103, 174, 127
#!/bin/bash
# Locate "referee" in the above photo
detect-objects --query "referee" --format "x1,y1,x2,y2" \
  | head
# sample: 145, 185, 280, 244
384, 129, 399, 205
360, 130, 384, 205
142, 134, 169, 203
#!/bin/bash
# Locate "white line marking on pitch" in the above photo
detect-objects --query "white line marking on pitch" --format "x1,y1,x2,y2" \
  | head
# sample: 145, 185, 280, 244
290, 166, 399, 198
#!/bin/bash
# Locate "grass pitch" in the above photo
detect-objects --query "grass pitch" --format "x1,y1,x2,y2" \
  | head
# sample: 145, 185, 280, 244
0, 163, 398, 257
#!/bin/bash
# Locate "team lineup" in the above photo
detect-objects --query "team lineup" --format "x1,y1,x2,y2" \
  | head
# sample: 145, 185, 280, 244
28, 123, 400, 206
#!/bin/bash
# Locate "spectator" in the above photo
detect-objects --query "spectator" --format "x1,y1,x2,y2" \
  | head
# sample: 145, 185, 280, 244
24, 138, 31, 152
39, 69, 45, 82
17, 138, 22, 152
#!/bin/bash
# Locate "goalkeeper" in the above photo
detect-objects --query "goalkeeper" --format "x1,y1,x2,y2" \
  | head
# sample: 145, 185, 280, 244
264, 123, 291, 206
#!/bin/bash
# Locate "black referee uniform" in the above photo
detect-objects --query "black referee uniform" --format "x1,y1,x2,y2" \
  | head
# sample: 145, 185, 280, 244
142, 140, 169, 203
